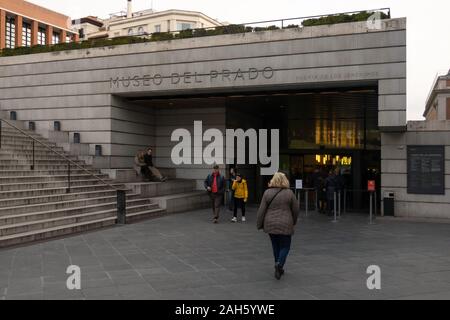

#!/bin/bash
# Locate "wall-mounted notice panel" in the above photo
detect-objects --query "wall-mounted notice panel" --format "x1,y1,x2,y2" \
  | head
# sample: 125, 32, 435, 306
407, 146, 445, 195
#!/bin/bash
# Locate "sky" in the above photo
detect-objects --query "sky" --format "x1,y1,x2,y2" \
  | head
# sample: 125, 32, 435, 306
29, 0, 450, 120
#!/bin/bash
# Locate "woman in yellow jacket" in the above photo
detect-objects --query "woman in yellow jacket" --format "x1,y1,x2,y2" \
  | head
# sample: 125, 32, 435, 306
231, 173, 248, 222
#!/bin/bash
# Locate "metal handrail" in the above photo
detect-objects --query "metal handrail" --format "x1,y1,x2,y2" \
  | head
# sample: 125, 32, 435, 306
240, 8, 391, 27
0, 118, 118, 191
111, 7, 391, 39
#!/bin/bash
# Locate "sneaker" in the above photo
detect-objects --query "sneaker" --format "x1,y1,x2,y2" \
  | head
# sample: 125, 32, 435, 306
274, 264, 282, 280
241, 217, 246, 222
231, 217, 237, 223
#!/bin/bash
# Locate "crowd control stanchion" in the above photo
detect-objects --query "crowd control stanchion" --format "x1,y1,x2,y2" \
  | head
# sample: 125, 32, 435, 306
375, 192, 378, 217
369, 191, 375, 225
338, 191, 341, 218
343, 189, 347, 214
305, 190, 309, 217
315, 190, 319, 212
332, 192, 338, 223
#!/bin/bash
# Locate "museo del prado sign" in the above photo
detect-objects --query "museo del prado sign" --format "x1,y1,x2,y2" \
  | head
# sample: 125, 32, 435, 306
110, 67, 275, 89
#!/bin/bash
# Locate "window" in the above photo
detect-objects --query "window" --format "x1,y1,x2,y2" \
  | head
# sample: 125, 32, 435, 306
28, 122, 36, 131
54, 121, 61, 131
154, 24, 161, 33
38, 27, 46, 45
138, 26, 144, 35
95, 145, 102, 156
176, 22, 193, 31
52, 32, 60, 44
22, 22, 32, 47
10, 111, 17, 121
447, 98, 450, 120
66, 35, 71, 43
73, 133, 81, 144
5, 16, 16, 49
128, 28, 133, 35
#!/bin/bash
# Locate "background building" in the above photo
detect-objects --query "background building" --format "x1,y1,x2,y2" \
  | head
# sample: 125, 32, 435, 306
73, 0, 223, 40
0, 0, 78, 50
423, 70, 450, 120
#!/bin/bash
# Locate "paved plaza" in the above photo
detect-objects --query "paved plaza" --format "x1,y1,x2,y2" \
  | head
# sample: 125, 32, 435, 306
1, 207, 450, 300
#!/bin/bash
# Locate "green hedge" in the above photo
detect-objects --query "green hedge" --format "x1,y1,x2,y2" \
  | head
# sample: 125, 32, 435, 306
0, 12, 389, 57
302, 11, 390, 27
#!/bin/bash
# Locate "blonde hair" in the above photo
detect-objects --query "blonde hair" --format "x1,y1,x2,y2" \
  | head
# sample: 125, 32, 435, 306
136, 150, 145, 161
269, 172, 290, 189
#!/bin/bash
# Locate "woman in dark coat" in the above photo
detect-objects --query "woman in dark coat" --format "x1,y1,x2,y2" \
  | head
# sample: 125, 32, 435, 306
257, 172, 299, 280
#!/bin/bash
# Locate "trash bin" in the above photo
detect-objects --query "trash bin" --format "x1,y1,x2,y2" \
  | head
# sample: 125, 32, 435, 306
383, 192, 395, 216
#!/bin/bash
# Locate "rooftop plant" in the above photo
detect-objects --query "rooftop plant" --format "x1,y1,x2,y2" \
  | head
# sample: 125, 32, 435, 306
0, 11, 390, 57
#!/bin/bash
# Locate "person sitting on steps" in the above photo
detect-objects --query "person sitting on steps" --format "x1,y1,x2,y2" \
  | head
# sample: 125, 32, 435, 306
144, 148, 167, 182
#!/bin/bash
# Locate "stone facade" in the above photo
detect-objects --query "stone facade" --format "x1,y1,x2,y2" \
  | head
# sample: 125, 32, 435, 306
2, 18, 432, 215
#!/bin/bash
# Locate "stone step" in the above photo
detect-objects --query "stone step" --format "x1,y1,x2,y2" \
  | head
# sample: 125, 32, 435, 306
0, 174, 110, 184
151, 191, 211, 214
0, 203, 161, 236
0, 140, 58, 148
0, 164, 92, 170
125, 207, 166, 223
0, 192, 140, 215
0, 135, 54, 143
0, 159, 86, 165
0, 189, 130, 208
0, 144, 63, 151
0, 217, 117, 248
0, 123, 27, 131
0, 154, 78, 161
0, 184, 124, 200
0, 179, 114, 191
0, 149, 70, 156
0, 169, 101, 176
0, 200, 157, 225
126, 179, 196, 198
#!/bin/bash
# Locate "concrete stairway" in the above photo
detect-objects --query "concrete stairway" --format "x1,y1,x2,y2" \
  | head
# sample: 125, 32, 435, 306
0, 123, 164, 248
125, 179, 211, 214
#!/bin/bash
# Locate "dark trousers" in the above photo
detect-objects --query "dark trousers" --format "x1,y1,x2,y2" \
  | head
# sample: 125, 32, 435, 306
210, 193, 223, 219
233, 198, 246, 217
140, 166, 151, 180
227, 190, 235, 210
269, 234, 292, 267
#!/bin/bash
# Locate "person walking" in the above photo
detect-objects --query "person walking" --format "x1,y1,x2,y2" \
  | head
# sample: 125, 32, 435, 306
231, 173, 248, 222
204, 165, 225, 224
227, 167, 237, 211
257, 172, 299, 280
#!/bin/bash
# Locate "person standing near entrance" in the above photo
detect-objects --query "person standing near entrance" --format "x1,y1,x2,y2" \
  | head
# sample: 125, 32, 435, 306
204, 165, 225, 224
227, 167, 237, 211
257, 172, 299, 280
231, 173, 248, 222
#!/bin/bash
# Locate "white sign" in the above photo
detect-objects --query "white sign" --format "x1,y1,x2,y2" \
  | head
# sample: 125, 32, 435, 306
295, 180, 303, 190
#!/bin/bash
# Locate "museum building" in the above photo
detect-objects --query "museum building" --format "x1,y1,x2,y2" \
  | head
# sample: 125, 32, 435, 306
1, 12, 450, 220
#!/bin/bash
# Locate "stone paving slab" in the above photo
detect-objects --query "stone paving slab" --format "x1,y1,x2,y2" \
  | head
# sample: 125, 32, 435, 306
1, 207, 450, 300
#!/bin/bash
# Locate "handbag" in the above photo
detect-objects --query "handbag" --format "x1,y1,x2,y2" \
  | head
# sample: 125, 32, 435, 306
258, 188, 284, 230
